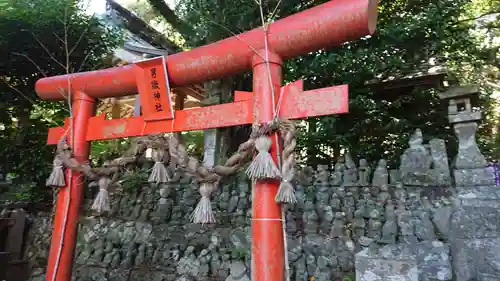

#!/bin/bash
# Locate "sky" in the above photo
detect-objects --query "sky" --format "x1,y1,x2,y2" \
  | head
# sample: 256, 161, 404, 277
87, 0, 177, 15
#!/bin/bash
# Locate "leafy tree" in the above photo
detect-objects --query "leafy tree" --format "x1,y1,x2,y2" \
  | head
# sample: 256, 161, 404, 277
153, 0, 498, 168
0, 0, 121, 200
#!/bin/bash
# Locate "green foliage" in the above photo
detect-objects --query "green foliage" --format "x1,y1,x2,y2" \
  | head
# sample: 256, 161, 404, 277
169, 0, 499, 167
0, 0, 122, 200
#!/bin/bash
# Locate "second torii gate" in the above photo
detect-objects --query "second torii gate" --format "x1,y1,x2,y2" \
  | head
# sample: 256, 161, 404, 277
35, 1, 377, 281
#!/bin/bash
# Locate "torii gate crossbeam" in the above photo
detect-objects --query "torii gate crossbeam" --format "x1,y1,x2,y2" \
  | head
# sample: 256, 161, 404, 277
34, 1, 377, 281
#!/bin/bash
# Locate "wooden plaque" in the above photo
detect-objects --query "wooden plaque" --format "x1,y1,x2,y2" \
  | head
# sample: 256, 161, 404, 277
134, 56, 174, 121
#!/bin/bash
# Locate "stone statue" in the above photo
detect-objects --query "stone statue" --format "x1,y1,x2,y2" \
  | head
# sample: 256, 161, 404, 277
397, 210, 417, 243
103, 248, 117, 267
225, 261, 250, 281
353, 209, 366, 238
76, 242, 93, 264
367, 211, 382, 240
380, 204, 397, 244
121, 243, 136, 268
314, 165, 330, 186
414, 210, 436, 241
303, 201, 319, 234
343, 152, 358, 186
358, 159, 371, 186
306, 254, 317, 277
372, 159, 389, 187
394, 183, 406, 203
400, 129, 433, 185
330, 162, 344, 186
331, 192, 341, 211
321, 206, 335, 234
198, 249, 211, 277
88, 239, 105, 264
377, 185, 391, 204
219, 254, 231, 277
330, 212, 345, 238
135, 244, 146, 266
228, 190, 239, 213
110, 249, 121, 268
314, 256, 332, 281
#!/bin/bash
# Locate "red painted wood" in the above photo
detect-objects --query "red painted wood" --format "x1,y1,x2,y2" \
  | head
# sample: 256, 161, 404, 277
134, 57, 174, 121
234, 90, 253, 102
45, 92, 94, 281
34, 0, 377, 101
45, 84, 348, 144
251, 50, 284, 281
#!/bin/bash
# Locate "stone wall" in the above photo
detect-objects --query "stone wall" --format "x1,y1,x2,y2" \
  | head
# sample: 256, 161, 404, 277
23, 137, 463, 281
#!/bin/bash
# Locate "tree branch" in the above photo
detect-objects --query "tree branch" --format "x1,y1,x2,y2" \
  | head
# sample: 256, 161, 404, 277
451, 10, 500, 25
146, 0, 197, 39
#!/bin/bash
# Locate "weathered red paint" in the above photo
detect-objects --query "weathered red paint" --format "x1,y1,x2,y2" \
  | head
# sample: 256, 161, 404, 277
35, 0, 377, 100
35, 2, 377, 281
45, 91, 94, 281
45, 82, 348, 144
251, 50, 284, 281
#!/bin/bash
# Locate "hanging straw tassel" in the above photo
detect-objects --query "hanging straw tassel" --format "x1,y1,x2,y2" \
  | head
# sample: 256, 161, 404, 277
91, 177, 111, 213
190, 182, 216, 224
148, 149, 170, 184
46, 155, 66, 187
246, 135, 281, 180
275, 120, 297, 203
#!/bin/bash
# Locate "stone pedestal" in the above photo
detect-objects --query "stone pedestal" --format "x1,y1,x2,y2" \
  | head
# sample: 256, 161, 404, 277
454, 168, 495, 187
453, 122, 487, 169
355, 248, 418, 281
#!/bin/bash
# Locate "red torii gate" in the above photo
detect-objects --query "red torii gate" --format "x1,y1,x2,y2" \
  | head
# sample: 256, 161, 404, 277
35, 1, 377, 281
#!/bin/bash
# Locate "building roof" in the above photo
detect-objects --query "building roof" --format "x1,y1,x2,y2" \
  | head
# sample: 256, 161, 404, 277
96, 0, 205, 118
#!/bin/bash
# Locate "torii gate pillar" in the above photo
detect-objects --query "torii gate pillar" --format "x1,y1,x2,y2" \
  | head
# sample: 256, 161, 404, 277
251, 50, 284, 281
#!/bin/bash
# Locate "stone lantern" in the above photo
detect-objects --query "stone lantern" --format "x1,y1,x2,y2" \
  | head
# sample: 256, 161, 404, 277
438, 85, 495, 186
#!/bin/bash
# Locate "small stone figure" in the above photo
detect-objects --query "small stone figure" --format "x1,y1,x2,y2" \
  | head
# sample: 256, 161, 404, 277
400, 129, 433, 185
88, 239, 105, 264
103, 248, 117, 267
372, 159, 389, 187
121, 243, 136, 269
286, 211, 298, 234
228, 190, 239, 213
330, 212, 345, 238
380, 204, 397, 244
225, 261, 250, 281
397, 210, 417, 243
110, 249, 121, 268
321, 206, 335, 234
219, 254, 231, 277
303, 201, 319, 234
394, 183, 407, 203
76, 243, 93, 264
353, 210, 366, 238
314, 256, 332, 281
219, 190, 230, 210
331, 192, 342, 211
358, 159, 371, 186
414, 210, 436, 241
367, 211, 382, 240
135, 244, 146, 266
198, 249, 211, 277
377, 184, 391, 204
314, 165, 330, 186
330, 162, 344, 186
343, 156, 358, 186
306, 254, 317, 277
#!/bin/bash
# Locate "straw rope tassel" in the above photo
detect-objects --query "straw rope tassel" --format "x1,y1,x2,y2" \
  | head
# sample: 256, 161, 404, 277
148, 148, 170, 184
246, 135, 281, 180
190, 182, 216, 224
46, 155, 66, 187
91, 177, 111, 213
